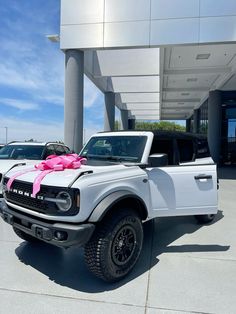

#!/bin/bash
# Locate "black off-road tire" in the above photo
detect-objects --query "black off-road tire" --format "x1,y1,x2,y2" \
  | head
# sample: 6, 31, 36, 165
195, 214, 216, 224
13, 227, 40, 243
84, 208, 143, 282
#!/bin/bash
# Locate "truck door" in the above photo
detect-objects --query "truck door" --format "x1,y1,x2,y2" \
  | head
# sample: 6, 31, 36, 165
146, 163, 218, 218
146, 137, 218, 218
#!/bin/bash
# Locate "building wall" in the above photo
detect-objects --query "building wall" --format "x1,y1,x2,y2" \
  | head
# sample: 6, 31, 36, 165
61, 0, 236, 49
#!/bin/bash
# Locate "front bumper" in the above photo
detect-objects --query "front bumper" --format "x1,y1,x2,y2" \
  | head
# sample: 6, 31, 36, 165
0, 200, 95, 248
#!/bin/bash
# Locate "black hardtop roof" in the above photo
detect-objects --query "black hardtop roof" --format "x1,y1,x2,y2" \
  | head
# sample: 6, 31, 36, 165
99, 130, 207, 140
151, 130, 207, 140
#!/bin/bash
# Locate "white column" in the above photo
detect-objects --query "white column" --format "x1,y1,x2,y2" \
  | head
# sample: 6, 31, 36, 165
64, 50, 84, 153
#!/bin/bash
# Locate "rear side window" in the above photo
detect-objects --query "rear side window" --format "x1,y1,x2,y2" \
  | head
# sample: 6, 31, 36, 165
45, 144, 55, 158
177, 139, 194, 163
55, 145, 66, 156
64, 146, 70, 154
196, 139, 210, 159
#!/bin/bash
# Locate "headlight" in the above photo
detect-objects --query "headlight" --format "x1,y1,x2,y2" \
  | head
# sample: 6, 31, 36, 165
55, 191, 72, 212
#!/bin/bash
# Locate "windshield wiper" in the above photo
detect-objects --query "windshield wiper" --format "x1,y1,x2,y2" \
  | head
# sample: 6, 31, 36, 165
85, 154, 123, 162
105, 156, 123, 162
85, 154, 138, 163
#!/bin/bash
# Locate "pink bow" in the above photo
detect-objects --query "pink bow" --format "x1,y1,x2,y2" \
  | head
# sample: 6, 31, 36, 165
7, 154, 86, 197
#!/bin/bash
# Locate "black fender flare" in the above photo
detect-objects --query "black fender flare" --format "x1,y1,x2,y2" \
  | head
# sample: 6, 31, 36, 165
88, 190, 148, 223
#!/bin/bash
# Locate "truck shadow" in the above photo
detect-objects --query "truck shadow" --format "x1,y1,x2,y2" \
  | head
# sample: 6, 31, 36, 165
15, 210, 229, 292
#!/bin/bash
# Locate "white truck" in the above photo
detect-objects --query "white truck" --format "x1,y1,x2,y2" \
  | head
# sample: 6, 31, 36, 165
0, 131, 218, 282
0, 141, 71, 197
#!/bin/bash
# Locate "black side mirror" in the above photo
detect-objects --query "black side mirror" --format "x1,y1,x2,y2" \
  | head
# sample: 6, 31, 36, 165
148, 154, 168, 167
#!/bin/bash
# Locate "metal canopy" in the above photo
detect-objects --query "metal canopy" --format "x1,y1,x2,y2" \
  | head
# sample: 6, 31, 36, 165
84, 43, 236, 120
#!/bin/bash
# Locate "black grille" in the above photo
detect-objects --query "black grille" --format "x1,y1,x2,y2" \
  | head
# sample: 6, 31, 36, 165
3, 177, 79, 216
4, 179, 49, 213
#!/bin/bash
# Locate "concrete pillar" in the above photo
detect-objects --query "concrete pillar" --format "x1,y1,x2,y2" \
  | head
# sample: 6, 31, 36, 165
64, 50, 84, 153
208, 90, 222, 164
121, 110, 128, 130
128, 119, 135, 130
186, 118, 191, 132
193, 109, 200, 133
104, 92, 115, 131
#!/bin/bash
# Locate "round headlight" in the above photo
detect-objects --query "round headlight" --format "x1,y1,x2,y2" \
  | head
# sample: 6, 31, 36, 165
56, 191, 72, 212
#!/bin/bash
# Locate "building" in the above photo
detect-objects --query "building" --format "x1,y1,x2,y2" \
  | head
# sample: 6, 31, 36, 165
60, 0, 236, 164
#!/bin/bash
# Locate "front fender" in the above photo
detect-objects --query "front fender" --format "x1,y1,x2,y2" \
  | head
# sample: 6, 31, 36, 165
88, 190, 148, 222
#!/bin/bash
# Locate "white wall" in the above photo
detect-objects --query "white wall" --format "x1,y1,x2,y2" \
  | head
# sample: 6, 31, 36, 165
60, 0, 236, 48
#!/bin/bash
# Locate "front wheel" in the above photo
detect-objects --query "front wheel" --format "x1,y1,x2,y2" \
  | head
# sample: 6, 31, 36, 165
84, 208, 143, 282
195, 214, 216, 224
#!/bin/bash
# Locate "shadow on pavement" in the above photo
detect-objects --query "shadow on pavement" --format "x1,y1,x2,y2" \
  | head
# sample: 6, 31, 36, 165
15, 210, 229, 292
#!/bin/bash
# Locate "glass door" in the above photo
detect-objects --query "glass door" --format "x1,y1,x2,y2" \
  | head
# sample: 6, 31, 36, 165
222, 106, 236, 164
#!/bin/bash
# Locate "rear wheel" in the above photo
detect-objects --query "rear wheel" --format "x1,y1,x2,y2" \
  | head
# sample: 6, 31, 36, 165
84, 208, 143, 282
195, 214, 216, 224
13, 227, 40, 243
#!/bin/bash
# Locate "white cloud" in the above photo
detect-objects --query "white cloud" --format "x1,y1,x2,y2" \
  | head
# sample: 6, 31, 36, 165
0, 1, 104, 140
0, 98, 39, 111
0, 115, 101, 146
0, 63, 39, 90
0, 115, 63, 144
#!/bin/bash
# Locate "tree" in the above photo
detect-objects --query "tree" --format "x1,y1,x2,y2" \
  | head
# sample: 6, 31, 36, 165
115, 120, 120, 130
135, 121, 185, 132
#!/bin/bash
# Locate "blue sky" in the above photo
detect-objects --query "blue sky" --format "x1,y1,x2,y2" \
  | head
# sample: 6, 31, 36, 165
0, 0, 104, 144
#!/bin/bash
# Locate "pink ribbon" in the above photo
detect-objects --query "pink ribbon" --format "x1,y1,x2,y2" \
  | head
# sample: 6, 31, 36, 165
7, 154, 86, 197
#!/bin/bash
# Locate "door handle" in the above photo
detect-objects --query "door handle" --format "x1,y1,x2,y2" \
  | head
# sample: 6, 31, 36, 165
194, 174, 212, 180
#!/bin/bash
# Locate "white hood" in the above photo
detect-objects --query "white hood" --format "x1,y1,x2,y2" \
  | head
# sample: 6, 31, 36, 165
0, 160, 40, 176
4, 164, 127, 188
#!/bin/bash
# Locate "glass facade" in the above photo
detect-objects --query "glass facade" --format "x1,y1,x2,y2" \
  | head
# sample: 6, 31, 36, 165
199, 100, 208, 134
189, 91, 236, 164
221, 92, 236, 164
188, 100, 208, 134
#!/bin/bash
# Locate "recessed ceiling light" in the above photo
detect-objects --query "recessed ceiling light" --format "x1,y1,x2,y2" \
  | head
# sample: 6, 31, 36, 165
181, 92, 190, 96
178, 102, 185, 105
187, 78, 198, 82
196, 53, 210, 60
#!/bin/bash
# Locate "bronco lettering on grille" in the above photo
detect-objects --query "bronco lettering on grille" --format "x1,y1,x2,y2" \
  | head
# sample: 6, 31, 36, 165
9, 188, 44, 200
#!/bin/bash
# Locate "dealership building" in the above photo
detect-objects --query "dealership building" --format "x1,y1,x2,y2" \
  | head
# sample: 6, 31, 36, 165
60, 0, 236, 164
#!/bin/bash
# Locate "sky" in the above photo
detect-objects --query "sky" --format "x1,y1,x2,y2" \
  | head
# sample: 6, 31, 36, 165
0, 0, 105, 144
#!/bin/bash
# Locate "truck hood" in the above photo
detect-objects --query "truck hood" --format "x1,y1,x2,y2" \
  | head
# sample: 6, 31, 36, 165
0, 160, 40, 176
4, 164, 130, 187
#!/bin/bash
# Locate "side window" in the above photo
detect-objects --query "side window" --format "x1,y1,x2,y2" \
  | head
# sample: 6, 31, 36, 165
196, 139, 210, 159
177, 139, 194, 163
55, 145, 65, 156
150, 138, 174, 165
64, 146, 70, 154
45, 144, 55, 158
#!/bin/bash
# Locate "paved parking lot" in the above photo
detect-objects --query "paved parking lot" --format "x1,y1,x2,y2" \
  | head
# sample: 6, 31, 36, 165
0, 167, 235, 314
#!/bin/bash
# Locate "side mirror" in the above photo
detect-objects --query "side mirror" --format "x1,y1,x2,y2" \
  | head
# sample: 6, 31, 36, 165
148, 154, 168, 167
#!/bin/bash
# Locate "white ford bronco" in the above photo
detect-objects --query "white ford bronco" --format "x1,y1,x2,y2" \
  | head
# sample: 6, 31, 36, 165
0, 141, 71, 198
0, 131, 218, 282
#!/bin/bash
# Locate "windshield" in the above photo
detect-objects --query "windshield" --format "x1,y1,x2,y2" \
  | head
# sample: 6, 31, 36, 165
80, 136, 147, 163
0, 144, 45, 160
